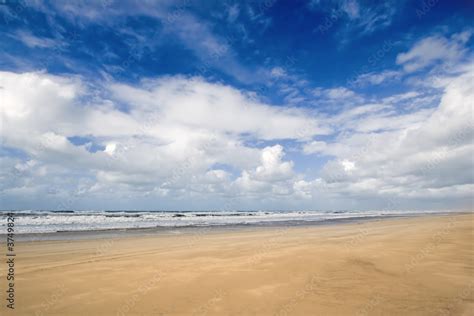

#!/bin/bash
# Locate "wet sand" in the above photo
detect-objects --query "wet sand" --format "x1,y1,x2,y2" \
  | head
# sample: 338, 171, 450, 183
3, 213, 473, 315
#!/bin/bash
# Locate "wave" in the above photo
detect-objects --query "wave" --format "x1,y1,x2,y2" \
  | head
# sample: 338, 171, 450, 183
0, 209, 454, 234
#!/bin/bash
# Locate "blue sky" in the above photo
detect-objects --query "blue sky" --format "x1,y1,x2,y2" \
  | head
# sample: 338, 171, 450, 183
0, 0, 473, 210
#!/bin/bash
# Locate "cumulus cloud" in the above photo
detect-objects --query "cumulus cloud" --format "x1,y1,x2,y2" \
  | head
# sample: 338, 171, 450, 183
1, 29, 473, 210
252, 145, 294, 182
2, 62, 473, 210
109, 77, 327, 140
304, 65, 474, 208
234, 152, 295, 196
0, 71, 322, 207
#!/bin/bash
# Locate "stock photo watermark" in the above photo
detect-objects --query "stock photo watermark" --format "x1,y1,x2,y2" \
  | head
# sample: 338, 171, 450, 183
5, 212, 15, 310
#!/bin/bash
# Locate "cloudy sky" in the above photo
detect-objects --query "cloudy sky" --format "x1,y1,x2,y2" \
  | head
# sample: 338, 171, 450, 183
0, 0, 473, 211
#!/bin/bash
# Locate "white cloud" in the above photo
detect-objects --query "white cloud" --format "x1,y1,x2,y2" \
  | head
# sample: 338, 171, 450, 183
305, 65, 474, 207
233, 145, 295, 196
254, 145, 294, 181
353, 31, 472, 88
341, 0, 360, 19
270, 67, 287, 78
381, 91, 420, 104
26, 1, 265, 84
0, 71, 321, 206
226, 3, 240, 23
109, 76, 327, 140
341, 159, 355, 172
14, 30, 59, 48
1, 30, 473, 210
313, 87, 361, 102
352, 70, 401, 86
303, 141, 327, 155
310, 0, 397, 36
396, 31, 472, 72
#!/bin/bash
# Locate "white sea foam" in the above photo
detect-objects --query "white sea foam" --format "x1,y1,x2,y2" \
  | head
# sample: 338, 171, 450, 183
0, 209, 453, 234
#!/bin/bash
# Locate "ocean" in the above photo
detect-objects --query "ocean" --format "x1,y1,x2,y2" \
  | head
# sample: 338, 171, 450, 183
0, 209, 454, 234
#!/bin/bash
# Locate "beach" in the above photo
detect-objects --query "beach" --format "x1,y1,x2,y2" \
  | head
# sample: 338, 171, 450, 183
3, 213, 473, 315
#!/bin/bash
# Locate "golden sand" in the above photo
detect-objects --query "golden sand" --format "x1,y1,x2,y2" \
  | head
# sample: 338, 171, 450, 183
3, 214, 473, 315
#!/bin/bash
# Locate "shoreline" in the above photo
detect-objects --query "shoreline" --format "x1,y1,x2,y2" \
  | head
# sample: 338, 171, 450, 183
2, 211, 469, 242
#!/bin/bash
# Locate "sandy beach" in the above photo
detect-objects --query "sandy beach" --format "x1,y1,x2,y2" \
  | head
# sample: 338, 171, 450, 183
3, 213, 473, 315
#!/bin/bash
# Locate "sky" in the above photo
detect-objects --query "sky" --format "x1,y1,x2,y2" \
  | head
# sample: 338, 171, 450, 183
0, 0, 473, 211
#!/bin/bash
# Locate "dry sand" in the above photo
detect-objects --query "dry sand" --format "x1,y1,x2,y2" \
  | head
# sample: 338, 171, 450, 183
2, 213, 473, 315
